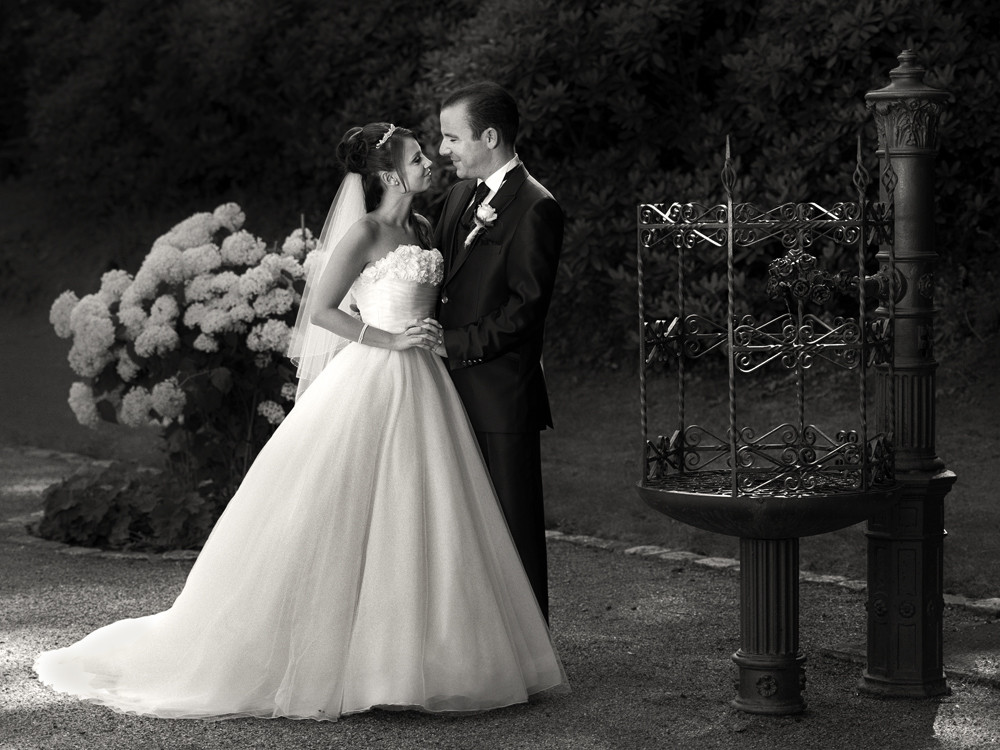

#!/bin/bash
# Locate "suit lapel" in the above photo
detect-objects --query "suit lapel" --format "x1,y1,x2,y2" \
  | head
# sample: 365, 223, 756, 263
445, 165, 528, 285
484, 163, 526, 220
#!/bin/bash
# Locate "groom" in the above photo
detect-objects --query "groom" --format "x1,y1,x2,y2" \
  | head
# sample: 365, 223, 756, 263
434, 82, 563, 622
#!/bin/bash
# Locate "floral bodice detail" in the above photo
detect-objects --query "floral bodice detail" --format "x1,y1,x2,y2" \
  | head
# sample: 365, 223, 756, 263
359, 245, 443, 287
351, 246, 441, 333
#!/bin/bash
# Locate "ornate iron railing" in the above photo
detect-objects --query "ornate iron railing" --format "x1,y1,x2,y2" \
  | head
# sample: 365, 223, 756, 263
637, 137, 896, 500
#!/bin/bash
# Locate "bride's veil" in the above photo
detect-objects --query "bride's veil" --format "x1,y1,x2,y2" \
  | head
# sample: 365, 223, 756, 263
287, 172, 367, 400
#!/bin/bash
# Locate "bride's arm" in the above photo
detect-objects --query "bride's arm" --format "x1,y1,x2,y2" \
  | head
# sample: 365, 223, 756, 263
310, 222, 440, 351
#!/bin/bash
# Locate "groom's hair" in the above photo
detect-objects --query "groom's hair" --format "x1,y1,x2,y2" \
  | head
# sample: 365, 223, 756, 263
443, 81, 519, 149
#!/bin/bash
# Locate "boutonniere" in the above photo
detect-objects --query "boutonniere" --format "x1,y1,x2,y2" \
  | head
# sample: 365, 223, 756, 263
464, 202, 498, 247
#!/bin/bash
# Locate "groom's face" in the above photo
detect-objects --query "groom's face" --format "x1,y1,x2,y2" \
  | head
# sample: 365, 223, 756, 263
438, 102, 491, 181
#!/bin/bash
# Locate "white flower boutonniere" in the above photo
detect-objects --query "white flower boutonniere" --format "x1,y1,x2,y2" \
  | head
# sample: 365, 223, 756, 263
464, 203, 498, 247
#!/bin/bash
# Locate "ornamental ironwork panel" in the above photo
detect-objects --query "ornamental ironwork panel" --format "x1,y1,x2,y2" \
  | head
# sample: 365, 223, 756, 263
637, 137, 896, 501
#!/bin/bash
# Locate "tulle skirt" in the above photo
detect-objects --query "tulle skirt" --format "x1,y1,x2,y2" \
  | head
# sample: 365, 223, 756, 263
34, 343, 567, 720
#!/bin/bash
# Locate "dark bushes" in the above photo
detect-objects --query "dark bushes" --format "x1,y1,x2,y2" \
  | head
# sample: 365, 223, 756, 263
7, 0, 998, 366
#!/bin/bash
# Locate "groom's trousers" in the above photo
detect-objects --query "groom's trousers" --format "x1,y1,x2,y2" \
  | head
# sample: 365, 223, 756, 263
474, 430, 549, 623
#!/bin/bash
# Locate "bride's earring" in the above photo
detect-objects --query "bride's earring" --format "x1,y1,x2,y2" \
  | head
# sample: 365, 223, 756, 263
383, 173, 405, 194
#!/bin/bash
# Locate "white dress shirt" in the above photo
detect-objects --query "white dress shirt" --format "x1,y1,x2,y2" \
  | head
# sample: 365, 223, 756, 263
478, 155, 521, 205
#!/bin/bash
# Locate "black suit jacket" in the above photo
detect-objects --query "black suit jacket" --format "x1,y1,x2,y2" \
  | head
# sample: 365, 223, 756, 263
434, 164, 563, 433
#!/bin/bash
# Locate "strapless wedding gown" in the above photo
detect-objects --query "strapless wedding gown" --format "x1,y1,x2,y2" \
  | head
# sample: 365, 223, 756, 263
34, 245, 568, 720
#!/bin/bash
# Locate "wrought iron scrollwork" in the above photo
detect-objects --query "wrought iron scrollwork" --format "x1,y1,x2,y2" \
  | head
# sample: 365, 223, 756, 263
766, 247, 857, 304
637, 135, 895, 500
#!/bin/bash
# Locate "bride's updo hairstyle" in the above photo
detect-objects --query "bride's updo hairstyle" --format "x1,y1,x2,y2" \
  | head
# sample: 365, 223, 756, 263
336, 122, 415, 211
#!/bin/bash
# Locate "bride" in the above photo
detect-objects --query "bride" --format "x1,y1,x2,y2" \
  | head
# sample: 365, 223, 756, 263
34, 122, 568, 721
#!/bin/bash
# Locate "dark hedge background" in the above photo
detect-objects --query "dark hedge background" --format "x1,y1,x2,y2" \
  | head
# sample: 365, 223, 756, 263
2, 0, 997, 366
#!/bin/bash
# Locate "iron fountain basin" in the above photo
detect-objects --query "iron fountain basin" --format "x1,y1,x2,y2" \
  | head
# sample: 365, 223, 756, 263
636, 478, 896, 539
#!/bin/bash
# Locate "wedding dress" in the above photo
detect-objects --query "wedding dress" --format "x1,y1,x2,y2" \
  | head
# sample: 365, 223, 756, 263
34, 245, 568, 721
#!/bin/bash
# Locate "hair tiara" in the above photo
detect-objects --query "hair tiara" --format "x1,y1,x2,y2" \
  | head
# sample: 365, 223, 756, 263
374, 124, 397, 149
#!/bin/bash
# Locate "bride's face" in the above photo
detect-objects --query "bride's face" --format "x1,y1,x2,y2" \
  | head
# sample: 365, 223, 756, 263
395, 137, 433, 194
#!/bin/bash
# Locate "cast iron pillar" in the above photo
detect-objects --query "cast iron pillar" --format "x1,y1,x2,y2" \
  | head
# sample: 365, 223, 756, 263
733, 538, 806, 714
861, 50, 956, 697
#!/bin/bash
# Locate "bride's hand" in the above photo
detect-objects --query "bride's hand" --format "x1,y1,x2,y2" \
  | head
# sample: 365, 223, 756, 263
393, 319, 443, 351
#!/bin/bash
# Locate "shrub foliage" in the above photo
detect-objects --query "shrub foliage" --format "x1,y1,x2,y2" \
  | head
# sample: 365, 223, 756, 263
37, 462, 217, 551
8, 0, 999, 362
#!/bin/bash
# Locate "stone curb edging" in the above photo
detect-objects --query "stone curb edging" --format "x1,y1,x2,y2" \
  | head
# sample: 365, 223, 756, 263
543, 530, 1000, 618
5, 516, 998, 615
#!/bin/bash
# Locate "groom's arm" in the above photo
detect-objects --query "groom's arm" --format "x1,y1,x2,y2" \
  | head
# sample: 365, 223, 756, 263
443, 196, 563, 368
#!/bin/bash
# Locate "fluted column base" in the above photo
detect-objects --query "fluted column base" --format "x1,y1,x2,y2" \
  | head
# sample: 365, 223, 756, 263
732, 537, 806, 714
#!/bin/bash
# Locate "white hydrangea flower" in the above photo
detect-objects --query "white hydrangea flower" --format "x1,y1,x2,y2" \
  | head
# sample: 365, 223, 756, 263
68, 382, 100, 428
184, 274, 217, 303
157, 212, 220, 251
193, 333, 219, 352
151, 378, 186, 419
149, 294, 180, 324
97, 269, 132, 306
213, 202, 246, 232
230, 301, 256, 325
67, 295, 116, 378
68, 294, 111, 333
120, 282, 150, 310
262, 252, 306, 280
198, 309, 230, 335
125, 274, 159, 305
134, 323, 180, 358
50, 290, 80, 339
237, 255, 306, 299
116, 350, 141, 382
120, 386, 153, 427
220, 230, 266, 267
280, 227, 316, 260
253, 288, 294, 317
181, 244, 222, 278
257, 399, 285, 426
183, 302, 207, 329
68, 343, 114, 379
136, 243, 185, 289
119, 302, 149, 340
238, 265, 274, 298
246, 319, 291, 353
53, 208, 316, 441
211, 271, 240, 295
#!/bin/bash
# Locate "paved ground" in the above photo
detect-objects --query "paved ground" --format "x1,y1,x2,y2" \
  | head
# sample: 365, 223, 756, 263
2, 446, 999, 750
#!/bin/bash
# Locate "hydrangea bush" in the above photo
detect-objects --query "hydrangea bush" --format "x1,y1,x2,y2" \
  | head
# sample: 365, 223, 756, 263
50, 203, 318, 519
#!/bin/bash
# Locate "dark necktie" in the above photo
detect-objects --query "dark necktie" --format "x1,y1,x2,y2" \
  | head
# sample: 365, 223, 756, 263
460, 181, 491, 228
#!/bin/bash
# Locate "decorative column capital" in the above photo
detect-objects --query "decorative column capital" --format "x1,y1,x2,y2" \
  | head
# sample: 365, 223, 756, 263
865, 50, 952, 153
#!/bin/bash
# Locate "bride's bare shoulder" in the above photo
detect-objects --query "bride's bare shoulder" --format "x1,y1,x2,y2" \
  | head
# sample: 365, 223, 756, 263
339, 216, 386, 257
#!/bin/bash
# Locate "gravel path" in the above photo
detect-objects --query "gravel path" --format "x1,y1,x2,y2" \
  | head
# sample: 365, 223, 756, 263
2, 449, 1000, 749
